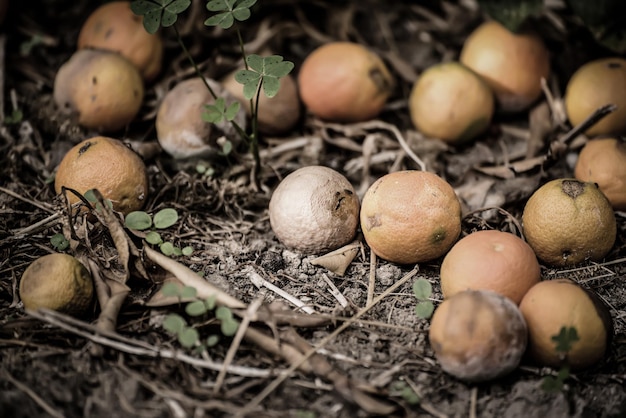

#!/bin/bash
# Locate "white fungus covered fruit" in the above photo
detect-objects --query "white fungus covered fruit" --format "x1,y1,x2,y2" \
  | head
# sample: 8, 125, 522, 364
429, 289, 528, 382
269, 166, 360, 254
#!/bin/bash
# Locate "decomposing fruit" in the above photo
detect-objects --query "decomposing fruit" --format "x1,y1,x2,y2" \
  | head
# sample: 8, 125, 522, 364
522, 178, 616, 266
519, 279, 613, 370
20, 253, 94, 316
360, 170, 462, 265
460, 21, 550, 112
55, 136, 149, 215
575, 137, 626, 211
298, 42, 395, 122
156, 77, 245, 159
78, 1, 163, 81
53, 49, 144, 132
429, 289, 528, 382
409, 61, 494, 144
440, 230, 540, 304
564, 57, 626, 136
221, 70, 301, 135
269, 165, 360, 254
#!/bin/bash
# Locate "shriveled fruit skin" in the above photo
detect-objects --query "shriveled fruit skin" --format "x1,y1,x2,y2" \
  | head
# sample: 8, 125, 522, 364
20, 253, 94, 317
565, 58, 626, 137
575, 137, 626, 211
409, 62, 494, 144
519, 279, 613, 371
269, 166, 360, 254
522, 178, 616, 266
298, 42, 394, 122
440, 230, 540, 304
360, 170, 461, 264
54, 136, 148, 215
429, 289, 528, 382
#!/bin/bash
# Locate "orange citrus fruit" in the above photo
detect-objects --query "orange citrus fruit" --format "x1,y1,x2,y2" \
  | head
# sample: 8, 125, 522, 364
55, 136, 149, 215
574, 137, 626, 211
522, 178, 616, 266
20, 253, 94, 316
440, 230, 540, 304
360, 170, 462, 264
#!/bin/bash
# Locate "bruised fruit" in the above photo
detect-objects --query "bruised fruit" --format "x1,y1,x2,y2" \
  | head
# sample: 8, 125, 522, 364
360, 170, 462, 265
574, 137, 626, 211
269, 166, 360, 254
298, 42, 394, 122
20, 253, 94, 317
519, 279, 613, 370
429, 289, 528, 382
522, 178, 616, 266
460, 21, 550, 112
55, 136, 148, 215
440, 230, 540, 304
78, 1, 163, 81
565, 57, 626, 136
409, 62, 494, 144
53, 49, 144, 132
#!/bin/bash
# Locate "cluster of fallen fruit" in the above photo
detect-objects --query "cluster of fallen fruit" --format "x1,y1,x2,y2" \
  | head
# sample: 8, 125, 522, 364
15, 1, 625, 387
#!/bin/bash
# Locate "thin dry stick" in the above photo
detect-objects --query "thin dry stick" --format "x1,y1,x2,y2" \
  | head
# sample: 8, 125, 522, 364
367, 250, 377, 306
237, 267, 420, 417
2, 367, 65, 418
0, 186, 55, 213
469, 387, 478, 418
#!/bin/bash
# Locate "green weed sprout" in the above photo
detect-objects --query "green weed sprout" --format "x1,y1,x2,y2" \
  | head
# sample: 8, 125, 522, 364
161, 282, 239, 349
541, 326, 580, 393
50, 233, 69, 251
413, 278, 435, 319
130, 0, 295, 182
124, 208, 193, 256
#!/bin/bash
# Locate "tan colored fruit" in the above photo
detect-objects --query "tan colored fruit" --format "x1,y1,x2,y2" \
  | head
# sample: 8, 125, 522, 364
269, 166, 360, 254
360, 170, 462, 264
55, 136, 149, 215
522, 178, 616, 266
298, 42, 395, 122
78, 1, 163, 81
460, 21, 550, 112
565, 57, 626, 137
221, 71, 301, 135
575, 137, 626, 211
53, 49, 144, 132
519, 279, 613, 370
440, 230, 540, 304
429, 289, 528, 382
20, 253, 94, 316
409, 61, 494, 143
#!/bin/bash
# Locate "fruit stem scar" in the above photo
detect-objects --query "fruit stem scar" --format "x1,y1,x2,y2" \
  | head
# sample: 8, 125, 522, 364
369, 67, 392, 95
78, 141, 93, 155
561, 179, 585, 199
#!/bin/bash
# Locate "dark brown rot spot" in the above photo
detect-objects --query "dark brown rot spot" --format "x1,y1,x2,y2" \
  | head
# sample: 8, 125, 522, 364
369, 67, 393, 94
105, 28, 114, 39
92, 76, 97, 85
366, 213, 382, 230
607, 61, 622, 69
561, 179, 585, 199
78, 141, 94, 155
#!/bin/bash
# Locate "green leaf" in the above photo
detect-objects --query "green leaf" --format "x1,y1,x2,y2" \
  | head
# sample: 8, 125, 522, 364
206, 335, 220, 347
231, 7, 251, 21
414, 301, 435, 319
124, 211, 153, 230
131, 0, 191, 33
541, 375, 564, 393
237, 0, 257, 10
261, 77, 280, 98
221, 140, 233, 156
221, 318, 239, 336
161, 282, 181, 297
50, 233, 69, 251
235, 69, 260, 84
557, 365, 570, 381
178, 327, 199, 348
552, 326, 580, 353
246, 54, 264, 72
160, 241, 176, 255
186, 300, 208, 316
243, 79, 261, 100
153, 208, 178, 229
4, 108, 23, 124
215, 306, 233, 321
264, 57, 294, 78
182, 246, 194, 256
163, 313, 186, 333
206, 0, 232, 12
205, 294, 217, 310
146, 231, 163, 245
412, 278, 432, 300
224, 101, 240, 121
204, 11, 234, 29
180, 286, 197, 299
84, 189, 97, 203
476, 0, 543, 32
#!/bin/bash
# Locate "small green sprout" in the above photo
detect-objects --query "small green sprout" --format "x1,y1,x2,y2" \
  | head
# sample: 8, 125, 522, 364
124, 208, 193, 256
50, 233, 69, 251
130, 0, 191, 34
413, 278, 435, 319
202, 97, 241, 124
3, 109, 23, 124
235, 54, 294, 100
541, 326, 580, 393
390, 380, 421, 405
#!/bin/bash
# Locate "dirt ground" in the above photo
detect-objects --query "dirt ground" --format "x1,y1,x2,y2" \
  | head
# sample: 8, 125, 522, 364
1, 0, 625, 417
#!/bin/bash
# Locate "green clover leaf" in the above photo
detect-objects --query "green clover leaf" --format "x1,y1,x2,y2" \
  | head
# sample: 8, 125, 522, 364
125, 211, 153, 230
153, 208, 179, 229
234, 55, 294, 99
131, 0, 192, 34
205, 0, 257, 29
163, 313, 186, 333
203, 98, 241, 124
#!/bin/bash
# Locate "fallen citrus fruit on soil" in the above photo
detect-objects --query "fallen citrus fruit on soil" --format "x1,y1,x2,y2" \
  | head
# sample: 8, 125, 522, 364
360, 170, 462, 264
440, 230, 540, 304
519, 279, 613, 371
269, 165, 360, 254
409, 61, 494, 144
460, 21, 550, 112
298, 41, 394, 122
565, 57, 626, 137
429, 289, 528, 382
522, 178, 616, 266
574, 137, 626, 211
55, 136, 149, 215
20, 253, 94, 316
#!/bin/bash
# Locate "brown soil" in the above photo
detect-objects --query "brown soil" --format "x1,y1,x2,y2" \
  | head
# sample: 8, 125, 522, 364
1, 1, 625, 417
